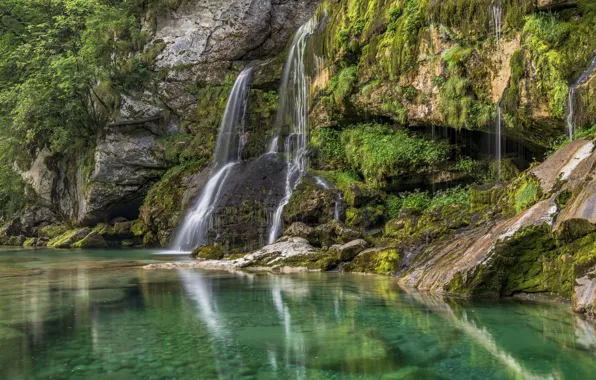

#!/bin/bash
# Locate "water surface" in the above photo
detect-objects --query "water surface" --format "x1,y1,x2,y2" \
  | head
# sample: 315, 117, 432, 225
0, 247, 595, 379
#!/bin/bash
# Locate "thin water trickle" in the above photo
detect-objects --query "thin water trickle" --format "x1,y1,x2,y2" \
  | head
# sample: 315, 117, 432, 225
171, 67, 254, 251
496, 103, 502, 181
567, 54, 596, 141
315, 176, 342, 222
268, 17, 319, 244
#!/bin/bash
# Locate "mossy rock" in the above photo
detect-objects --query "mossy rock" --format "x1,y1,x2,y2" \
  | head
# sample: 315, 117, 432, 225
284, 177, 336, 226
72, 231, 108, 249
113, 221, 135, 238
191, 245, 225, 260
344, 247, 401, 275
346, 204, 385, 230
344, 183, 380, 208
48, 228, 92, 248
93, 223, 114, 236
510, 174, 543, 213
6, 235, 26, 246
23, 238, 37, 247
38, 225, 70, 239
275, 250, 341, 271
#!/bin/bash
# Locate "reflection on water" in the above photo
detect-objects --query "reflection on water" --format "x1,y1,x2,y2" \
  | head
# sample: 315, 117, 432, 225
1, 248, 596, 379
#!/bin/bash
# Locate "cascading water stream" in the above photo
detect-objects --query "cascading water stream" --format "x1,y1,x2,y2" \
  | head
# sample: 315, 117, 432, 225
267, 17, 318, 244
171, 67, 254, 252
491, 3, 503, 180
567, 54, 596, 141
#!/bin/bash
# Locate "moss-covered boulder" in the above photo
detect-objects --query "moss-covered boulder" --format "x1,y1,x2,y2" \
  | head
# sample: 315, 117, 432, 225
191, 245, 225, 260
23, 238, 37, 247
284, 176, 336, 226
48, 228, 92, 248
72, 231, 108, 249
345, 247, 401, 275
6, 235, 26, 246
38, 225, 70, 239
314, 220, 362, 248
275, 250, 341, 271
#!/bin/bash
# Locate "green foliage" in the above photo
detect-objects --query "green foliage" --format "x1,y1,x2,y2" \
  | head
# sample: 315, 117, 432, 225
0, 0, 152, 215
386, 187, 470, 216
310, 127, 347, 170
328, 66, 358, 105
455, 156, 482, 176
437, 45, 492, 130
341, 123, 449, 187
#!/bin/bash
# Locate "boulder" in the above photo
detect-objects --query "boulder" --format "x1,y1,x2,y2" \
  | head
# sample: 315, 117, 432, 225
48, 228, 92, 248
314, 220, 362, 248
6, 235, 26, 246
336, 239, 369, 262
284, 222, 318, 245
284, 176, 336, 226
191, 245, 225, 260
345, 247, 401, 275
72, 231, 108, 249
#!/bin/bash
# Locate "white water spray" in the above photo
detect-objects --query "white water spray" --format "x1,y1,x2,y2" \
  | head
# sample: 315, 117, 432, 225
267, 17, 318, 244
171, 67, 254, 251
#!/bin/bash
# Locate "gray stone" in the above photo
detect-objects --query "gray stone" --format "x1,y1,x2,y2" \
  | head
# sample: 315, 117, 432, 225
336, 239, 369, 262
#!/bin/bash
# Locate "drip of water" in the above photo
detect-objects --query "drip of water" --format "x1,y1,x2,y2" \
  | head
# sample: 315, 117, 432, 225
567, 55, 596, 141
268, 17, 318, 244
315, 176, 342, 222
171, 67, 254, 251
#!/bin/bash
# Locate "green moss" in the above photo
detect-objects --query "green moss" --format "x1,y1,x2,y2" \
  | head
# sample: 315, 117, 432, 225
511, 174, 542, 213
556, 188, 572, 209
38, 225, 70, 239
276, 250, 341, 271
72, 231, 108, 249
191, 245, 225, 260
341, 123, 449, 187
23, 238, 37, 247
344, 247, 401, 275
48, 228, 92, 249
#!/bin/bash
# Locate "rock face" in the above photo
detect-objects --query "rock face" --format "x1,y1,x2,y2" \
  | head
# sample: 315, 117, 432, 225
204, 154, 288, 252
395, 139, 596, 320
152, 0, 321, 69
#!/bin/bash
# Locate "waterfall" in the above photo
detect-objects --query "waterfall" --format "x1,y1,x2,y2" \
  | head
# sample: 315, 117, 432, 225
490, 5, 502, 49
171, 67, 254, 252
267, 17, 318, 244
567, 55, 596, 141
491, 3, 503, 180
